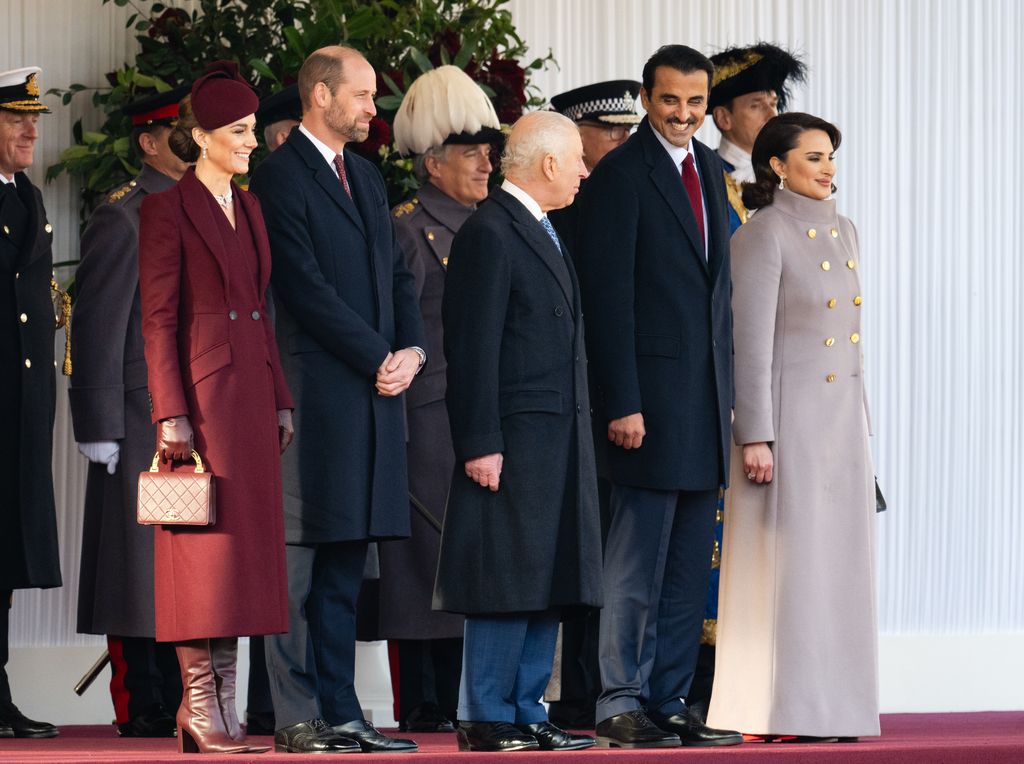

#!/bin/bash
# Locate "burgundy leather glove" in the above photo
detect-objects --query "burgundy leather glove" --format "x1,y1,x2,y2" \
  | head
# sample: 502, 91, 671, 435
158, 416, 194, 463
277, 409, 294, 454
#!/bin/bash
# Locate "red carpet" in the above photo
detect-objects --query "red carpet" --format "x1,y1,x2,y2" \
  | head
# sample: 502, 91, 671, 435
0, 713, 1020, 763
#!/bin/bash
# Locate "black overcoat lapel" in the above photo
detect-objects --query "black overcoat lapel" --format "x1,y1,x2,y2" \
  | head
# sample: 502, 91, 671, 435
493, 189, 574, 308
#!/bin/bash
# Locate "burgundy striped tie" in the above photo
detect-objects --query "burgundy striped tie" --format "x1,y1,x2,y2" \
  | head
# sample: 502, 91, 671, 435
682, 153, 705, 255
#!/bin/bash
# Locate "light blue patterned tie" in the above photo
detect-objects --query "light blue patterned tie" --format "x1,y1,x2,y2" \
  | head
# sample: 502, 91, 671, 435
539, 215, 562, 255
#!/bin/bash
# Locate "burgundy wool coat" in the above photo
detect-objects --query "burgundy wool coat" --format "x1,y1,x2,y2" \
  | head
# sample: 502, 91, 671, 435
139, 167, 293, 642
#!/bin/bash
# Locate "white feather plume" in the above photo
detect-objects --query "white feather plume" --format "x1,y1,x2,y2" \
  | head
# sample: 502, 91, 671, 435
394, 65, 500, 155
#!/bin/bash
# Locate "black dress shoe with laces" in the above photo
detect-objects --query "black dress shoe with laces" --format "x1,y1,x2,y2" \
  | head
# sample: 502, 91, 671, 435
0, 701, 58, 739
649, 708, 743, 747
399, 702, 455, 732
331, 719, 418, 753
457, 721, 540, 751
516, 721, 595, 750
595, 710, 680, 748
117, 704, 176, 737
0, 722, 13, 738
274, 719, 360, 753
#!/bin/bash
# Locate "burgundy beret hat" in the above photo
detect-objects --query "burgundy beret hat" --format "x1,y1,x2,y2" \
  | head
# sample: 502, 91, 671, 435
190, 60, 259, 130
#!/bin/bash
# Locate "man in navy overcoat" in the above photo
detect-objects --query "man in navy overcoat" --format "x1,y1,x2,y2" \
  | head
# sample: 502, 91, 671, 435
577, 45, 741, 749
250, 45, 424, 755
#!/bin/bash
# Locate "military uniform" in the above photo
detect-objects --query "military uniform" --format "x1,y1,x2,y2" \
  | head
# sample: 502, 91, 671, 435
69, 164, 183, 731
377, 182, 472, 726
0, 65, 61, 739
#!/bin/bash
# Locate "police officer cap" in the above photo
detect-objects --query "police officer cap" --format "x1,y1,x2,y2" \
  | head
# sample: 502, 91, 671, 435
550, 80, 642, 125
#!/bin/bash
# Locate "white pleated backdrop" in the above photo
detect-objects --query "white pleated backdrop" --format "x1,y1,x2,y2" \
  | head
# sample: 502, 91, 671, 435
3, 0, 1022, 718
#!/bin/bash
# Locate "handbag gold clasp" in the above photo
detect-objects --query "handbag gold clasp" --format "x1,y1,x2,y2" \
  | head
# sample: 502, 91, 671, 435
149, 450, 205, 473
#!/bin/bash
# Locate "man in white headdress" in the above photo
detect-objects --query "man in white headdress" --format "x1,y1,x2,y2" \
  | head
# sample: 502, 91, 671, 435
380, 65, 502, 733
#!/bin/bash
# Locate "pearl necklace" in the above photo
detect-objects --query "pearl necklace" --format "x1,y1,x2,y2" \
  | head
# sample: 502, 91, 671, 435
212, 189, 233, 208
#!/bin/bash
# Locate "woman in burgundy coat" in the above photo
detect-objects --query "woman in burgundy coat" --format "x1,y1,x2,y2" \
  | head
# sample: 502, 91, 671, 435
138, 63, 293, 755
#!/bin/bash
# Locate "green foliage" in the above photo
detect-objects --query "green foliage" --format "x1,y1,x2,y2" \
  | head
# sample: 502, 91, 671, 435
49, 0, 555, 217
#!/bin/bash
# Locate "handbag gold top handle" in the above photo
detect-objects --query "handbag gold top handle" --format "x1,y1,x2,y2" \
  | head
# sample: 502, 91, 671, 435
149, 450, 206, 473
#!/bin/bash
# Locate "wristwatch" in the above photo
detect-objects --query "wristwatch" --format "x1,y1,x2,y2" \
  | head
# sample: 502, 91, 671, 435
410, 346, 427, 374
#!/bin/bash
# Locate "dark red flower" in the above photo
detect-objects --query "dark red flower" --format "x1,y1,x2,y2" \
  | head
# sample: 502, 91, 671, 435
352, 117, 392, 162
148, 8, 191, 39
477, 52, 527, 124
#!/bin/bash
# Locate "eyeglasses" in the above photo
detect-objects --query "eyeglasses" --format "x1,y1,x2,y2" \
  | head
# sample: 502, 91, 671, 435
579, 122, 631, 141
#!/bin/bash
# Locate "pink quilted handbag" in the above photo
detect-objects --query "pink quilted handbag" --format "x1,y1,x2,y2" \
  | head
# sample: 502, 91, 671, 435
137, 450, 216, 526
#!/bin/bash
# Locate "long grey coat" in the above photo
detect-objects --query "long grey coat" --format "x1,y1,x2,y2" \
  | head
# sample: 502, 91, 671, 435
433, 188, 603, 615
69, 165, 174, 636
707, 188, 879, 737
377, 183, 468, 640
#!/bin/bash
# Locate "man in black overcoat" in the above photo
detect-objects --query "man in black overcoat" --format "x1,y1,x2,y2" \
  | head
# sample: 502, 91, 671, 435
576, 46, 741, 748
434, 111, 602, 753
250, 46, 424, 755
0, 66, 61, 740
69, 87, 190, 737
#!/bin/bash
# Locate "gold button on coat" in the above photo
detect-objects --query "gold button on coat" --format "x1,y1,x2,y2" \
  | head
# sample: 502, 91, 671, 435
44, 223, 52, 233
807, 228, 817, 239
847, 259, 856, 269
427, 232, 435, 241
826, 373, 836, 383
850, 333, 860, 343
19, 313, 27, 323
24, 358, 31, 368
831, 228, 839, 238
827, 298, 837, 308
821, 260, 831, 271
2, 225, 8, 235
853, 296, 862, 306
825, 337, 835, 347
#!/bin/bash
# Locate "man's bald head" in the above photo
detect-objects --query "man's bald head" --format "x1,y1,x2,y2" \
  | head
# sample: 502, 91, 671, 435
297, 45, 366, 111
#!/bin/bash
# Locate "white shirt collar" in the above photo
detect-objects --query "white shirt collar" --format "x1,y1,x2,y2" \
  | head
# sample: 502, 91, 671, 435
299, 124, 342, 175
0, 173, 15, 185
651, 126, 695, 173
718, 136, 754, 183
501, 179, 543, 221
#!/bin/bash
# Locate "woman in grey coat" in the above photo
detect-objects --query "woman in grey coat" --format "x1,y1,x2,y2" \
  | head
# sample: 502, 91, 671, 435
707, 113, 879, 741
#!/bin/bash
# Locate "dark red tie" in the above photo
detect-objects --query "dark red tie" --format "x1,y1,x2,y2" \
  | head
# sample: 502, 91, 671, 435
333, 154, 352, 198
682, 153, 705, 255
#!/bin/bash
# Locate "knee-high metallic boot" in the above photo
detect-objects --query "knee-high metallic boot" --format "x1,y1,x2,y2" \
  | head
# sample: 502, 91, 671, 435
210, 637, 269, 753
174, 640, 250, 754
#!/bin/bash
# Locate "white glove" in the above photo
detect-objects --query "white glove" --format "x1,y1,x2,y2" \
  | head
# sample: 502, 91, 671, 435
78, 441, 120, 475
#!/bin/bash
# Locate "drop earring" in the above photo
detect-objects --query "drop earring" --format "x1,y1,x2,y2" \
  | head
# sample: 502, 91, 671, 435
778, 176, 786, 190
201, 145, 208, 160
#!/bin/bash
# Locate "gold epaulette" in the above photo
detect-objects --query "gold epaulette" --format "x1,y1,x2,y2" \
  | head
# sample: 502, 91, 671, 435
723, 172, 749, 225
393, 198, 419, 218
107, 179, 137, 203
701, 618, 717, 646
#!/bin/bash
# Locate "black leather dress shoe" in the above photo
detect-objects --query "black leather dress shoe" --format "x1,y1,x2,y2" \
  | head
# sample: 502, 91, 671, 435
331, 719, 417, 753
117, 704, 176, 737
595, 710, 680, 748
399, 702, 455, 732
517, 721, 595, 750
649, 708, 742, 747
0, 722, 13, 738
457, 721, 539, 752
274, 719, 361, 753
0, 701, 58, 739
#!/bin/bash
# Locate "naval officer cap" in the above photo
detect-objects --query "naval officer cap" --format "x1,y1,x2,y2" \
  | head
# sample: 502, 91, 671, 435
709, 42, 807, 112
0, 67, 51, 114
550, 80, 642, 125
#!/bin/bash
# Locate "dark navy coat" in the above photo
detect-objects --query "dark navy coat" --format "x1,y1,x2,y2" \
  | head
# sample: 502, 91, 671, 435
578, 118, 734, 491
